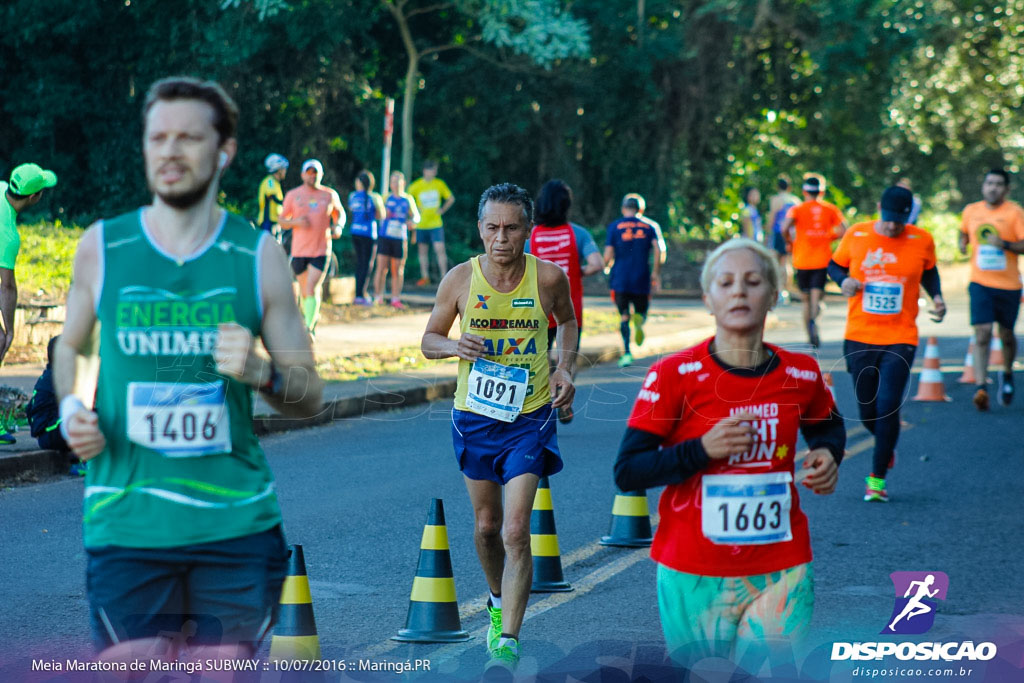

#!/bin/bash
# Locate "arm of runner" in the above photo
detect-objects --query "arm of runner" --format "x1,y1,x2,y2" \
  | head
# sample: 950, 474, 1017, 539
921, 267, 946, 322
0, 266, 16, 365
614, 428, 710, 491
574, 225, 605, 276
331, 190, 346, 238
54, 224, 106, 461
216, 237, 323, 417
438, 185, 455, 217
799, 407, 845, 494
602, 245, 615, 273
542, 261, 577, 408
373, 193, 386, 221
781, 214, 795, 242
827, 259, 857, 294
958, 214, 970, 255
422, 264, 482, 360
583, 250, 604, 276
801, 448, 839, 494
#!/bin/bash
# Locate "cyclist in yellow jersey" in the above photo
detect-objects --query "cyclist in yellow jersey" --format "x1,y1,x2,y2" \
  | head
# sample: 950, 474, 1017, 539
257, 153, 288, 237
422, 183, 576, 674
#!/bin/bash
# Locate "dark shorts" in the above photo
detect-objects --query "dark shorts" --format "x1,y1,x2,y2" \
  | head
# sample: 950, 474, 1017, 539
377, 236, 407, 259
771, 231, 788, 256
417, 227, 445, 245
86, 525, 288, 652
452, 405, 563, 484
969, 281, 1021, 329
259, 220, 275, 233
614, 291, 650, 316
547, 324, 582, 352
795, 268, 828, 292
291, 255, 327, 275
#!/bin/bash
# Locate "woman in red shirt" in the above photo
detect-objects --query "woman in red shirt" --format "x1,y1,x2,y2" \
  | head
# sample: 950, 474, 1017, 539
615, 238, 844, 666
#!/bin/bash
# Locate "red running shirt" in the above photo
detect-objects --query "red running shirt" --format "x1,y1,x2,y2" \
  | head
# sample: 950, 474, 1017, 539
530, 223, 582, 328
627, 338, 836, 576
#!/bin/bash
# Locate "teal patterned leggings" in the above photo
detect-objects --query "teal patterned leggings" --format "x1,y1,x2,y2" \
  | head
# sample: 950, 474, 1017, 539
657, 562, 814, 665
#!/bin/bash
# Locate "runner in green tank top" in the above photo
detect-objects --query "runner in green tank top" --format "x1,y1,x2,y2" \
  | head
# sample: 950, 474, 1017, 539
54, 77, 323, 666
422, 183, 578, 675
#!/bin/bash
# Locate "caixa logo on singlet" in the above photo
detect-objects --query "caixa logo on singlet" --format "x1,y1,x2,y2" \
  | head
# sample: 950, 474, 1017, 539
831, 571, 997, 662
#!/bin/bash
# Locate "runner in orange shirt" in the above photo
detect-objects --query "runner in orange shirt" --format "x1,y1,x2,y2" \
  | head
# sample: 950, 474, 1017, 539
829, 186, 946, 502
781, 174, 847, 347
279, 159, 345, 336
958, 168, 1024, 410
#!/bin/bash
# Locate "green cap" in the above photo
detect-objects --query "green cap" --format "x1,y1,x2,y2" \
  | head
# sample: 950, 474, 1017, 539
9, 163, 57, 196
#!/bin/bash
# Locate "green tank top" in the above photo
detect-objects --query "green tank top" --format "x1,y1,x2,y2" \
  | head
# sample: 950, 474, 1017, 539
84, 209, 281, 548
455, 254, 550, 415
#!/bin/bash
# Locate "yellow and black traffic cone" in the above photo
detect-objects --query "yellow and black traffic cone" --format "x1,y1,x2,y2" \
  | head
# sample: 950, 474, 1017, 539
269, 544, 321, 661
530, 477, 572, 593
599, 490, 654, 548
392, 498, 470, 643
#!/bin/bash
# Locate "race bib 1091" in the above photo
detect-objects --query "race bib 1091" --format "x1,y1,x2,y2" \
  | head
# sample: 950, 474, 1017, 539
465, 358, 528, 423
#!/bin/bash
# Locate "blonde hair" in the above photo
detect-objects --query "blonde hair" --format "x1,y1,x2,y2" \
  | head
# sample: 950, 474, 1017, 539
700, 238, 782, 299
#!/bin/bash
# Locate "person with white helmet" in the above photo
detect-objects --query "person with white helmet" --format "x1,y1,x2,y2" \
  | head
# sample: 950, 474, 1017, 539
257, 153, 289, 239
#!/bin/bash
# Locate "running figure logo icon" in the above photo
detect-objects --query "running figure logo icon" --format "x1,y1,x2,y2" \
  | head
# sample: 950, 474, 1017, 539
882, 571, 949, 635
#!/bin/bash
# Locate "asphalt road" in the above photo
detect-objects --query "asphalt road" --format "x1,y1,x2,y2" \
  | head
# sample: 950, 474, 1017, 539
2, 293, 1023, 682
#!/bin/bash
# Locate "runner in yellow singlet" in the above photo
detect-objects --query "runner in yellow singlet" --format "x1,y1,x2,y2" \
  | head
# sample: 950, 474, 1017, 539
422, 183, 577, 675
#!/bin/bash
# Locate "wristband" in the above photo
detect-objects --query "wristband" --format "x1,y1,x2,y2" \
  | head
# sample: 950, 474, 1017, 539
259, 361, 284, 395
59, 395, 86, 441
1002, 239, 1011, 251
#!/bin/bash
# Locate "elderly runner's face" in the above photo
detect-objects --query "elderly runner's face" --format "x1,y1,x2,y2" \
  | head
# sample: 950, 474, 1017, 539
478, 201, 528, 264
704, 248, 773, 333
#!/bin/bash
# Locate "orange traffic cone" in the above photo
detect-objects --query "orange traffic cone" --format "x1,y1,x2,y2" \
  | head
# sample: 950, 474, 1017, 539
913, 337, 951, 402
392, 499, 470, 643
989, 337, 1005, 367
958, 341, 977, 384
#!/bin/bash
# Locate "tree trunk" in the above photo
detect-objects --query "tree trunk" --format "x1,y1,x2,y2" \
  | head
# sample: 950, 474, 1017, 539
401, 52, 418, 180
387, 0, 421, 180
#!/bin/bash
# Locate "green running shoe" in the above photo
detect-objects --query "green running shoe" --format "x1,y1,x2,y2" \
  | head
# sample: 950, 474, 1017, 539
632, 313, 646, 346
486, 601, 502, 652
863, 475, 889, 502
485, 638, 520, 673
617, 352, 634, 368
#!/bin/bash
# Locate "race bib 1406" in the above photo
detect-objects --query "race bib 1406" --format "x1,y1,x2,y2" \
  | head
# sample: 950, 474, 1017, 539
127, 382, 232, 457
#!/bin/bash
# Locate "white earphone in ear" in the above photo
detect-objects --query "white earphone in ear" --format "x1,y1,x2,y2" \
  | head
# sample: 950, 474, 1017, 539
218, 152, 229, 169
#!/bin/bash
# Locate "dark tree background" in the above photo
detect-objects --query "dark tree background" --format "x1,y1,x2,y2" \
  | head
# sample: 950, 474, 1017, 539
2, 0, 1022, 249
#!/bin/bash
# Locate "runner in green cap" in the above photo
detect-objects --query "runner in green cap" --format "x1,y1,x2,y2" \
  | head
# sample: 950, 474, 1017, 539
0, 162, 58, 443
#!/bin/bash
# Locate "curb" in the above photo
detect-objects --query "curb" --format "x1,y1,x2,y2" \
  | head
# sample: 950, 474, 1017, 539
0, 449, 67, 482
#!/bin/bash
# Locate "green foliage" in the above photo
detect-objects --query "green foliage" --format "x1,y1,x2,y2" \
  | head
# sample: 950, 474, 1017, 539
16, 221, 83, 299
0, 0, 1016, 267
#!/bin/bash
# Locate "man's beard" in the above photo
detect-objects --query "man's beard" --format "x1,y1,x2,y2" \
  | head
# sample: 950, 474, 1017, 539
151, 170, 216, 209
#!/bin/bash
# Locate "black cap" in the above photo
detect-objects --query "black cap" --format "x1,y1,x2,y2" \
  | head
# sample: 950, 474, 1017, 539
880, 186, 914, 223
